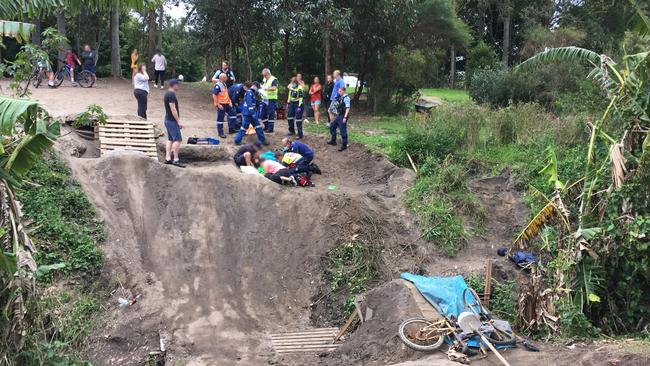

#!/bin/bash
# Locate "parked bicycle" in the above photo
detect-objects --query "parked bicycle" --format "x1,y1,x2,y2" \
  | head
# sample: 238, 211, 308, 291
54, 61, 96, 88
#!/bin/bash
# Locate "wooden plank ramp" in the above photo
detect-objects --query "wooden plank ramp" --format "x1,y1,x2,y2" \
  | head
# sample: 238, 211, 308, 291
402, 279, 443, 320
97, 119, 157, 158
270, 327, 340, 354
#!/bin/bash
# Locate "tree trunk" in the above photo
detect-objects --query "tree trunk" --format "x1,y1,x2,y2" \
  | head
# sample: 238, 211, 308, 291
56, 11, 66, 70
110, 0, 121, 77
324, 37, 331, 77
450, 45, 456, 88
157, 4, 164, 49
147, 9, 158, 72
501, 10, 511, 69
32, 17, 41, 45
171, 48, 176, 77
283, 31, 290, 79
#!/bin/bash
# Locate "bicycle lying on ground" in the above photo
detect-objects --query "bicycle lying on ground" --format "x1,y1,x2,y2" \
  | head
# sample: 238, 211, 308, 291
398, 288, 516, 355
53, 61, 96, 88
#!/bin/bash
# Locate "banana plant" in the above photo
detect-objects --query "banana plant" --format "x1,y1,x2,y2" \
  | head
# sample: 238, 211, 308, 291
0, 97, 60, 357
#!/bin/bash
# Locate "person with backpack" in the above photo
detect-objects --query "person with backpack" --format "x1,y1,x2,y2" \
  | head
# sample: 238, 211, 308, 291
327, 85, 351, 152
211, 60, 236, 88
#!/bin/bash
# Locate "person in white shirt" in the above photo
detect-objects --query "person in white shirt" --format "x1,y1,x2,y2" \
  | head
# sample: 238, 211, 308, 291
151, 50, 167, 89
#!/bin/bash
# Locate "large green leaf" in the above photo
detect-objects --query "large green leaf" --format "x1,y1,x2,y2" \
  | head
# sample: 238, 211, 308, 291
0, 97, 39, 136
0, 20, 34, 42
516, 47, 601, 72
0, 0, 63, 18
4, 123, 59, 177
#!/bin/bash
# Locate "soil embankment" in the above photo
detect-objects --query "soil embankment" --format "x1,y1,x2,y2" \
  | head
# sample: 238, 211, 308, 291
21, 79, 649, 365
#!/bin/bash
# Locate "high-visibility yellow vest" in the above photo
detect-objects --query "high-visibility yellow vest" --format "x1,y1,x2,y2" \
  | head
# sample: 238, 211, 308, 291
282, 152, 302, 165
262, 76, 278, 100
287, 83, 304, 105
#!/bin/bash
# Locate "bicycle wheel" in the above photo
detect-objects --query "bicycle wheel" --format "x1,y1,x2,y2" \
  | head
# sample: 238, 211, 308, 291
485, 327, 516, 347
30, 70, 43, 88
463, 287, 491, 318
398, 318, 447, 352
53, 70, 65, 87
78, 71, 95, 88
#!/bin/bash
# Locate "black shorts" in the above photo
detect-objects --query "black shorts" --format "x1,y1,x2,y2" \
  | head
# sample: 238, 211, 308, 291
234, 154, 246, 166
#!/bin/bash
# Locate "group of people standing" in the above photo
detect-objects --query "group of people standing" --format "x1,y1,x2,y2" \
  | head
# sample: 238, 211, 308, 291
208, 62, 352, 152
129, 53, 352, 168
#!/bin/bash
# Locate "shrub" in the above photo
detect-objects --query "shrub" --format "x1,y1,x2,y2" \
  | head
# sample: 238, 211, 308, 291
468, 68, 509, 107
465, 41, 499, 85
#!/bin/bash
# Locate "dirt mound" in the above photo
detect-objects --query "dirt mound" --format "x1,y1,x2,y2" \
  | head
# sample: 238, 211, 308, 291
64, 150, 420, 366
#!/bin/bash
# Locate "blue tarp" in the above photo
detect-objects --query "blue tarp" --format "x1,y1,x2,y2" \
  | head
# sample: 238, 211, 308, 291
401, 272, 515, 350
400, 273, 478, 318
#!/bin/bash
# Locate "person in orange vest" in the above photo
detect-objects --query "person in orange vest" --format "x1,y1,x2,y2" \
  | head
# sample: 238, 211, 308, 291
213, 73, 238, 138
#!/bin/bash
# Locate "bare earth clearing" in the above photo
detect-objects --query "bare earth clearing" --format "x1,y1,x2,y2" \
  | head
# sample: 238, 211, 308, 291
10, 79, 650, 365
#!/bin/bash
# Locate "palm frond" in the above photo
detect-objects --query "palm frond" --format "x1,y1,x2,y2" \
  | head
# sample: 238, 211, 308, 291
516, 47, 601, 72
512, 202, 556, 248
0, 97, 39, 136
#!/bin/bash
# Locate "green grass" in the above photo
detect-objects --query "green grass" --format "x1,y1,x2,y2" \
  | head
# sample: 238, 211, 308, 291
13, 153, 105, 365
420, 88, 471, 104
304, 115, 414, 155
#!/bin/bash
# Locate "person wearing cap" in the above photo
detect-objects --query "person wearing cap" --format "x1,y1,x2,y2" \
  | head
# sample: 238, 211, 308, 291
213, 73, 238, 138
234, 82, 268, 146
233, 141, 262, 167
163, 79, 185, 167
259, 68, 279, 133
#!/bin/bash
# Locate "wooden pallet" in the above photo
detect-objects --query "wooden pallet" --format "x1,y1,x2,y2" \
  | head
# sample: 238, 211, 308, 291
97, 119, 157, 158
270, 327, 340, 354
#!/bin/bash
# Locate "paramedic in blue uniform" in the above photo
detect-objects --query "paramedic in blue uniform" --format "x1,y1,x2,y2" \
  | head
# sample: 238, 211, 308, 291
234, 82, 268, 146
282, 138, 321, 175
282, 138, 314, 164
327, 85, 351, 151
228, 82, 245, 130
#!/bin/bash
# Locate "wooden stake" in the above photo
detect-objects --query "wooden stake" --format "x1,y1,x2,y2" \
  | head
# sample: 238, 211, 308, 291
334, 311, 358, 342
406, 152, 418, 173
484, 260, 493, 308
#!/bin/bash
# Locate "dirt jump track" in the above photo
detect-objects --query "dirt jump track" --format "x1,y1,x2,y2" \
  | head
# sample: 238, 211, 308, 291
14, 79, 650, 365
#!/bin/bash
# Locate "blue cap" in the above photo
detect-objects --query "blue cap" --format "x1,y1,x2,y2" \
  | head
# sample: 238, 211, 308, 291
169, 79, 180, 87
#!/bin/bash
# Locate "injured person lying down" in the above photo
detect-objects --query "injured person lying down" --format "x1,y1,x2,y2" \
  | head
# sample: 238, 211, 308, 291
260, 151, 321, 187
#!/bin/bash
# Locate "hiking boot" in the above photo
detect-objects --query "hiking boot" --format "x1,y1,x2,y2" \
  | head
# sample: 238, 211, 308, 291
172, 160, 186, 168
338, 145, 347, 152
286, 132, 295, 136
164, 160, 173, 165
262, 140, 270, 146
311, 164, 322, 175
326, 141, 336, 146
266, 130, 274, 134
219, 134, 226, 138
235, 141, 242, 146
290, 176, 297, 186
